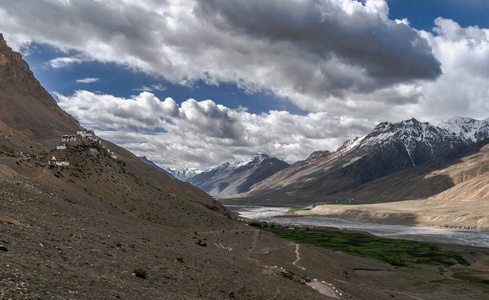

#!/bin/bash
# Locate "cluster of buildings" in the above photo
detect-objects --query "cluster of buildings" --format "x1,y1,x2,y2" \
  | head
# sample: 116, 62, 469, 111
51, 130, 98, 167
52, 130, 120, 167
12, 130, 122, 168
13, 151, 41, 161
61, 130, 96, 143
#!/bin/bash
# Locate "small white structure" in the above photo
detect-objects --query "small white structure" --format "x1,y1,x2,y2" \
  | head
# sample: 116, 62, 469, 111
56, 145, 67, 150
111, 155, 118, 160
55, 161, 70, 166
62, 135, 77, 142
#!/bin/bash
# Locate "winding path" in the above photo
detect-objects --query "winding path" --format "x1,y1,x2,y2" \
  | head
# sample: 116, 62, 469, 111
292, 244, 306, 270
33, 165, 49, 180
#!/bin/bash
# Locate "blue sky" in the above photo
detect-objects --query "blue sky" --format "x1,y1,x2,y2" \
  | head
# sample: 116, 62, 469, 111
1, 0, 489, 170
388, 0, 489, 30
25, 43, 307, 116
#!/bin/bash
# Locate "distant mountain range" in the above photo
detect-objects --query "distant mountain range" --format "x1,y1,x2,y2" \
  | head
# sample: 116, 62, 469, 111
187, 154, 290, 198
147, 117, 489, 204
226, 117, 489, 205
139, 154, 290, 198
166, 167, 202, 182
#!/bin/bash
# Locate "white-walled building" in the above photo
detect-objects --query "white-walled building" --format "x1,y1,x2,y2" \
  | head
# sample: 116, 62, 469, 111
77, 130, 94, 139
62, 135, 77, 142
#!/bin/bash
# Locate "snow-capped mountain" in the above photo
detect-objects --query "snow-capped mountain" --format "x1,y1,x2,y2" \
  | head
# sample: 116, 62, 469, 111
245, 117, 489, 203
138, 156, 201, 181
438, 116, 489, 142
355, 118, 466, 166
166, 168, 202, 182
187, 154, 290, 198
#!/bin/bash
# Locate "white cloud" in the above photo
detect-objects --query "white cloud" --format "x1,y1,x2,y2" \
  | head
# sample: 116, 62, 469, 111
408, 18, 489, 122
1, 1, 489, 170
56, 90, 375, 170
0, 0, 440, 115
76, 77, 99, 84
46, 54, 91, 69
133, 83, 167, 92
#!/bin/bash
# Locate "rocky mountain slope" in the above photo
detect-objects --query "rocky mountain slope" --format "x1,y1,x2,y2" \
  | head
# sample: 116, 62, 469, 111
0, 34, 82, 149
308, 139, 489, 230
187, 154, 290, 198
138, 156, 176, 179
233, 117, 489, 205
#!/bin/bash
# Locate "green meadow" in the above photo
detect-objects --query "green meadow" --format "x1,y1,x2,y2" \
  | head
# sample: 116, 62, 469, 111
250, 222, 468, 267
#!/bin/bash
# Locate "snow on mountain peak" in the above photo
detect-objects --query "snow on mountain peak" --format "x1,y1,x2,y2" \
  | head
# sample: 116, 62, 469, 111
438, 117, 489, 142
336, 135, 365, 153
166, 167, 202, 181
353, 118, 463, 165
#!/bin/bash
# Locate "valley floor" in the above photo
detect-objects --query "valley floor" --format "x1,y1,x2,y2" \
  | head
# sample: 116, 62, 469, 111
307, 198, 489, 231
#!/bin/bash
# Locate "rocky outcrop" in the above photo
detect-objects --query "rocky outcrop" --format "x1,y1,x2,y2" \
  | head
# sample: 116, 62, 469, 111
0, 34, 82, 148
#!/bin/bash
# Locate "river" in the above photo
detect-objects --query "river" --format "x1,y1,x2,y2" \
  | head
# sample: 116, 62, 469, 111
226, 205, 489, 248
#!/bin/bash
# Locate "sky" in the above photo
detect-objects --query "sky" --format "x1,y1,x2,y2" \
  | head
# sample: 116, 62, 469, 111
1, 0, 489, 171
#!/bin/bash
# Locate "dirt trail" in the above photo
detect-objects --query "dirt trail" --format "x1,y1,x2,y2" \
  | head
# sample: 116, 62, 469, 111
292, 243, 306, 270
32, 165, 49, 180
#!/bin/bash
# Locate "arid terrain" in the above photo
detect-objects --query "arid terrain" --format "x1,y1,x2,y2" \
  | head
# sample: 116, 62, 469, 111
2, 32, 489, 299
301, 142, 489, 230
2, 152, 489, 299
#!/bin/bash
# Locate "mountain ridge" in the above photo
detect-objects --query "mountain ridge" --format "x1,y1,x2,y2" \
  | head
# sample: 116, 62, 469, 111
187, 153, 290, 198
228, 117, 489, 205
0, 34, 82, 149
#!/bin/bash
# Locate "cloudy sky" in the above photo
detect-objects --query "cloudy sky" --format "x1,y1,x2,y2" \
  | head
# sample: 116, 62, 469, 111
1, 0, 489, 171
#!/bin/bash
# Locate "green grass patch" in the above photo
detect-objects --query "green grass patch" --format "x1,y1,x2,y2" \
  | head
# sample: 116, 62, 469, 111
251, 222, 467, 267
127, 202, 136, 212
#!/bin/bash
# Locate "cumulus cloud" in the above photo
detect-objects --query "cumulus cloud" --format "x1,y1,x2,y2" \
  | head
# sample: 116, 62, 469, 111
408, 18, 489, 121
56, 91, 375, 169
76, 77, 99, 84
194, 0, 440, 80
2, 1, 489, 169
0, 0, 441, 114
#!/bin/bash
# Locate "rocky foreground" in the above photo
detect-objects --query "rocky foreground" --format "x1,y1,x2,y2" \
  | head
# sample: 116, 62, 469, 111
2, 155, 489, 299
